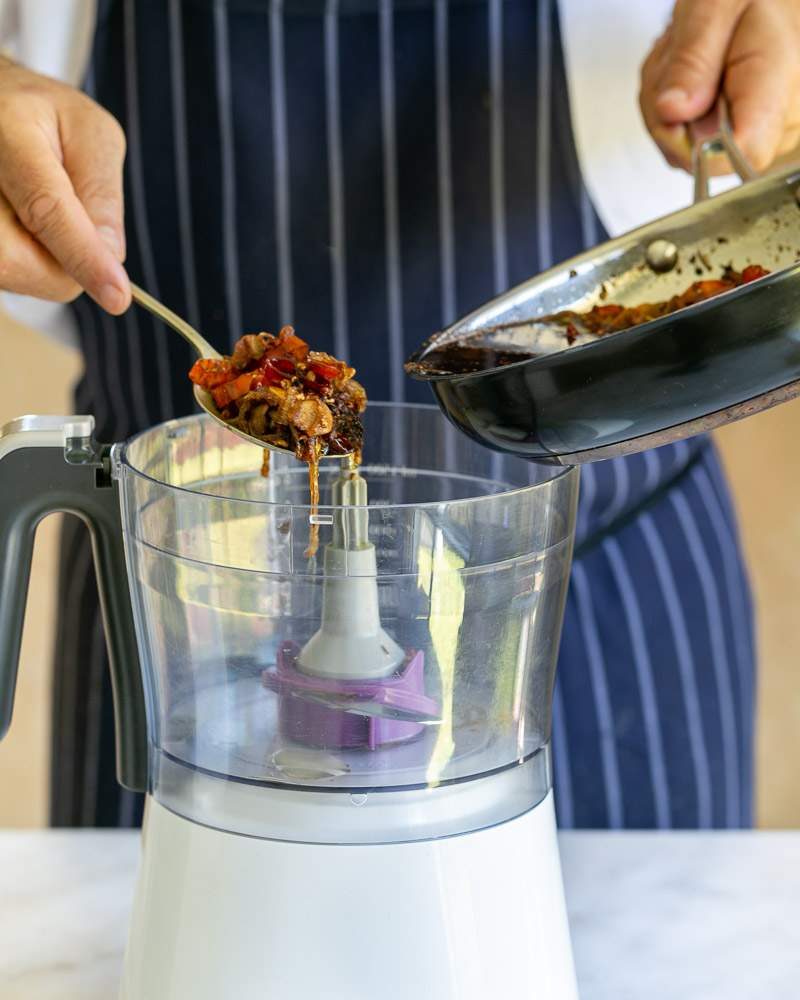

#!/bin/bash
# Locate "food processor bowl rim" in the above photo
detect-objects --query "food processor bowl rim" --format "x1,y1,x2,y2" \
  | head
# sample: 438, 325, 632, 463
115, 404, 577, 511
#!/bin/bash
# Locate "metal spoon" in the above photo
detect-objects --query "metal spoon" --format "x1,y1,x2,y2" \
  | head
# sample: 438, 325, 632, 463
130, 282, 348, 458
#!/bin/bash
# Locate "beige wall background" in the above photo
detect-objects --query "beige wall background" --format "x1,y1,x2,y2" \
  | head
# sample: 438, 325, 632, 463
0, 307, 798, 828
0, 309, 82, 827
716, 404, 800, 826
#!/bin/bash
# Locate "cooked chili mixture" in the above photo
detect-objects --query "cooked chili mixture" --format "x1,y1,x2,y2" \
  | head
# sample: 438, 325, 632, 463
189, 327, 366, 556
553, 264, 770, 344
408, 263, 771, 376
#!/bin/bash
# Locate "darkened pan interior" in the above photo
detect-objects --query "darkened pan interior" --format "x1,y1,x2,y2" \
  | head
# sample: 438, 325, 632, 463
407, 164, 800, 464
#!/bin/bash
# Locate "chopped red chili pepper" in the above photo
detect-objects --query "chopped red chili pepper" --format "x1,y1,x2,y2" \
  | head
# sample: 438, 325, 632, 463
271, 357, 296, 374
271, 326, 309, 361
308, 360, 340, 382
741, 264, 770, 283
188, 357, 235, 389
210, 371, 257, 407
592, 304, 625, 319
251, 359, 290, 389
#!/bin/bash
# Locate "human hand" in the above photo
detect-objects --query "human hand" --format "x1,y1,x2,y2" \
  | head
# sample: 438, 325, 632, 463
0, 58, 130, 314
639, 0, 800, 175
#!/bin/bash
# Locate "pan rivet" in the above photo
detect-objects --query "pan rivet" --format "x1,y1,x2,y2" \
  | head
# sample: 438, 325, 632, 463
645, 239, 678, 273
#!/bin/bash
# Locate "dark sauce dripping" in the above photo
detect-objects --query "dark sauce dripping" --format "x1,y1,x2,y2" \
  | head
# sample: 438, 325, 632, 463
406, 342, 538, 377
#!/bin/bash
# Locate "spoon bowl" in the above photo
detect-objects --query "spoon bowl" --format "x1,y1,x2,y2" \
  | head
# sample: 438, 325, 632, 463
130, 283, 351, 459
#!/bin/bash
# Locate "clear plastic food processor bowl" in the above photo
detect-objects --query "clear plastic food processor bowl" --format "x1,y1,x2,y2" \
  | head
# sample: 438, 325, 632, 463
117, 404, 578, 844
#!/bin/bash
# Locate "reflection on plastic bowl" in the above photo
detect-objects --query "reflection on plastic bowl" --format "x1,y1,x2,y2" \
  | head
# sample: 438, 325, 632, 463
270, 748, 351, 781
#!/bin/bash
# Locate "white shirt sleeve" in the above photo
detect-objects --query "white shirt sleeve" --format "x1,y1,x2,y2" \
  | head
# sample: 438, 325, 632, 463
559, 0, 737, 238
558, 0, 693, 236
4, 0, 96, 84
0, 0, 20, 53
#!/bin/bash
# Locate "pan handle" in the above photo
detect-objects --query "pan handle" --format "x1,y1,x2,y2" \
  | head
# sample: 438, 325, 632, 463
690, 97, 759, 203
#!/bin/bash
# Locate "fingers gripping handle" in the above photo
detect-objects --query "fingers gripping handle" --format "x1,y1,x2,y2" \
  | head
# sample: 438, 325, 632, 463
0, 417, 147, 792
691, 97, 759, 203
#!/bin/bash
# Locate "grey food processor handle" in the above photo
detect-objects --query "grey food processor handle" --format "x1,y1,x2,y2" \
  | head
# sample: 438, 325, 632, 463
0, 416, 147, 792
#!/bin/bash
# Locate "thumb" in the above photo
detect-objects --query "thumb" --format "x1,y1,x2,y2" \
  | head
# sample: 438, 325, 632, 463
656, 0, 746, 124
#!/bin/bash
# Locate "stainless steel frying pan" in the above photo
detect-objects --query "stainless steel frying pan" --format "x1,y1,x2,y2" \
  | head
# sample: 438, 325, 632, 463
406, 106, 800, 464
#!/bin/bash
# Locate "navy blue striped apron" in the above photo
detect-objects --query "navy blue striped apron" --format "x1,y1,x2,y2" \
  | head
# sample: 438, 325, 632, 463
51, 0, 755, 829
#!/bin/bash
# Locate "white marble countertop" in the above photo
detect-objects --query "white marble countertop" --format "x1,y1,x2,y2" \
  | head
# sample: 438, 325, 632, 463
1, 829, 799, 999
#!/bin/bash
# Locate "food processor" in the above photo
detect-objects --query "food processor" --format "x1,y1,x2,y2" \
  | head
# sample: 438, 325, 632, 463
0, 403, 579, 999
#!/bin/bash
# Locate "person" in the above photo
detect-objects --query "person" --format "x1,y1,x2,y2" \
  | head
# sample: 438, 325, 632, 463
0, 0, 797, 828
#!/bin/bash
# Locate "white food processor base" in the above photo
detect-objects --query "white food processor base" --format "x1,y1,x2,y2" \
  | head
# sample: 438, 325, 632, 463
120, 791, 578, 1000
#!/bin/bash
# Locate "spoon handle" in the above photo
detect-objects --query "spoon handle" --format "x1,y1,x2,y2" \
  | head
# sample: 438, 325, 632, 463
130, 282, 221, 360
